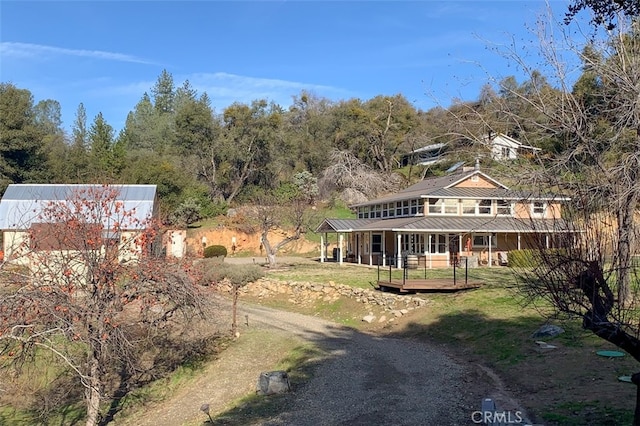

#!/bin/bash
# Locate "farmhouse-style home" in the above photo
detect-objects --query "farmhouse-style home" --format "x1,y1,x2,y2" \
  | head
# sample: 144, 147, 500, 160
483, 133, 541, 161
0, 184, 158, 265
316, 164, 569, 268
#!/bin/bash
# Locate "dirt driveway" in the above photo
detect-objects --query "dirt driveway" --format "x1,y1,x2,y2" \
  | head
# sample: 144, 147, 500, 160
117, 296, 528, 426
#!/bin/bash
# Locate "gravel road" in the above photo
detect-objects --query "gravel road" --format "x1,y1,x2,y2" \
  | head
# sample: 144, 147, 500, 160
240, 304, 523, 426
118, 294, 527, 426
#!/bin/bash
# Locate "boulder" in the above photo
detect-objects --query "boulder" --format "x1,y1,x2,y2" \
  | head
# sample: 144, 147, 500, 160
530, 324, 564, 339
362, 314, 376, 323
256, 371, 291, 395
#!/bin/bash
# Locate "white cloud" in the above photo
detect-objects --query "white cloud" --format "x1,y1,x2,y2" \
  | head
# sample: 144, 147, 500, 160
183, 72, 353, 109
0, 42, 157, 65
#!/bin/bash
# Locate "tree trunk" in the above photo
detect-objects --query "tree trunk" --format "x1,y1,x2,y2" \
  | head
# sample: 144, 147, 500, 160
232, 285, 238, 337
260, 232, 278, 267
85, 356, 101, 426
631, 372, 640, 426
616, 192, 637, 306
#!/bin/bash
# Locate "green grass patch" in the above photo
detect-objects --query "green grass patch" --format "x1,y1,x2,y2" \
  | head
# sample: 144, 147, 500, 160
266, 263, 377, 289
542, 401, 633, 426
205, 343, 326, 425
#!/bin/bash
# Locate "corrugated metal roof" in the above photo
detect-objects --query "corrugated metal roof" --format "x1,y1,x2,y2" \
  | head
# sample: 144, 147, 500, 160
316, 216, 570, 234
350, 170, 517, 207
0, 184, 157, 230
315, 218, 375, 233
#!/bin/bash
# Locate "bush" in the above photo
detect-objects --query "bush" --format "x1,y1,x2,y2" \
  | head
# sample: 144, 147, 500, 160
507, 249, 538, 268
203, 245, 228, 258
199, 262, 264, 286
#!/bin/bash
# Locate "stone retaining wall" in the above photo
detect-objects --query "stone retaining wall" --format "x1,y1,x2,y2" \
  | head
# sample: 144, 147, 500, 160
226, 278, 430, 320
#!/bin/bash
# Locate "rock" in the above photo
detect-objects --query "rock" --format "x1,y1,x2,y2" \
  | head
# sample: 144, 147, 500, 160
256, 371, 291, 395
362, 315, 376, 323
378, 315, 387, 323
531, 324, 564, 339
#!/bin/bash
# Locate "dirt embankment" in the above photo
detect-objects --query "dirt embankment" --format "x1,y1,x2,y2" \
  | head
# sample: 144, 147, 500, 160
187, 227, 319, 257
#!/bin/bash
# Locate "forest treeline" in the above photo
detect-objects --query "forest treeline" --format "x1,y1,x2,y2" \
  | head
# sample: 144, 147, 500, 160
0, 26, 634, 224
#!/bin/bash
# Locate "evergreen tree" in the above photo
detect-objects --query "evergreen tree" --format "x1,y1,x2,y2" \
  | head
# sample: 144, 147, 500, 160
0, 83, 44, 192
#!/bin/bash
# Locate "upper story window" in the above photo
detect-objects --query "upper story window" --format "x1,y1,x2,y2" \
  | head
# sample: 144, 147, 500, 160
428, 198, 458, 215
358, 199, 423, 219
531, 201, 546, 216
478, 199, 492, 215
496, 200, 513, 215
462, 199, 476, 215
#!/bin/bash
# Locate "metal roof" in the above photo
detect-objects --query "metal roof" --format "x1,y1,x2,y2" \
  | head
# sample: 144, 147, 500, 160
0, 184, 157, 230
350, 170, 512, 207
316, 216, 571, 234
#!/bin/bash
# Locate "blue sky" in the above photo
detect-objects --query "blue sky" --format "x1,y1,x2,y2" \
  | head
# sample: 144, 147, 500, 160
1, 1, 584, 134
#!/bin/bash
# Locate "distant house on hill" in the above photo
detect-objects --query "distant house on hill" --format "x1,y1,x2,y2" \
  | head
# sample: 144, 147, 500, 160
482, 133, 541, 161
316, 163, 570, 268
0, 184, 158, 265
401, 142, 448, 166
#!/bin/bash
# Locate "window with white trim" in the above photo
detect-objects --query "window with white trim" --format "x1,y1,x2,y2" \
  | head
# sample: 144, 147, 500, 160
372, 234, 382, 253
531, 201, 546, 216
478, 199, 492, 215
473, 234, 497, 248
462, 199, 476, 215
428, 234, 447, 254
496, 200, 512, 216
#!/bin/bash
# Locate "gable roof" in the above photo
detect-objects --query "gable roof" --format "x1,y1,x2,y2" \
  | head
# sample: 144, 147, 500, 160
483, 133, 541, 152
350, 169, 510, 208
0, 184, 157, 230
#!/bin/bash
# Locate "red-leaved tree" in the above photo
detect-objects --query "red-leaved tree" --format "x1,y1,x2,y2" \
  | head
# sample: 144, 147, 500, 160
0, 186, 203, 426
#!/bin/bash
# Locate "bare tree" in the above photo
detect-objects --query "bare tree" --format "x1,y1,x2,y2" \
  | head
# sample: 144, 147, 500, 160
319, 149, 402, 202
247, 172, 321, 267
0, 186, 203, 426
487, 9, 640, 423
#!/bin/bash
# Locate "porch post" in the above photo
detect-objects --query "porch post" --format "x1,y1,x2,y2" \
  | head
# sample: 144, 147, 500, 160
369, 231, 373, 266
545, 234, 550, 249
396, 233, 402, 269
517, 233, 521, 250
339, 233, 344, 265
382, 231, 386, 267
320, 234, 325, 263
488, 234, 493, 268
428, 234, 432, 269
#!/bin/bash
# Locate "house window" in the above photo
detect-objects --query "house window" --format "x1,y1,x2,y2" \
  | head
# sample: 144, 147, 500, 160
478, 199, 492, 215
428, 198, 441, 214
372, 204, 381, 218
410, 199, 418, 215
372, 234, 382, 253
532, 202, 546, 216
401, 233, 425, 254
473, 234, 497, 248
402, 200, 410, 216
443, 199, 458, 214
501, 147, 511, 158
496, 200, 512, 215
396, 201, 402, 217
428, 234, 447, 254
462, 199, 476, 215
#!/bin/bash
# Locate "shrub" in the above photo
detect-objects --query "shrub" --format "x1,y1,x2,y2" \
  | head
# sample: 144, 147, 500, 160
507, 249, 538, 268
199, 262, 264, 286
203, 245, 228, 258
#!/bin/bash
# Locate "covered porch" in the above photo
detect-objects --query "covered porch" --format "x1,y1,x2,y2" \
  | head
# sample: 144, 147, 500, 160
315, 216, 565, 269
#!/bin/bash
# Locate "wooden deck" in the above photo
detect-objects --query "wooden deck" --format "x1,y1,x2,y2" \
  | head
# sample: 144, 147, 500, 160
377, 278, 481, 293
